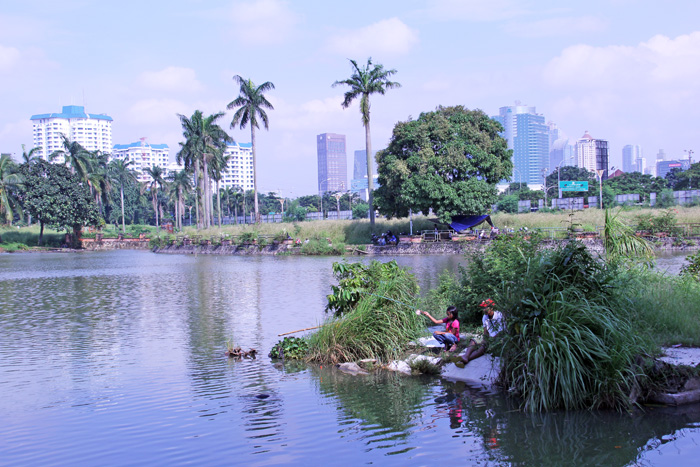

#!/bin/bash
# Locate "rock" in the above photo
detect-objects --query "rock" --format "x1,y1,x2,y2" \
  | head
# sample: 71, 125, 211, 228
441, 355, 501, 390
406, 354, 442, 366
386, 360, 412, 375
336, 362, 368, 375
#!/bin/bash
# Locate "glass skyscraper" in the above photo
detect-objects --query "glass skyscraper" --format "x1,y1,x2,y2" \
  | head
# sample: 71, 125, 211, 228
317, 133, 347, 193
493, 104, 550, 185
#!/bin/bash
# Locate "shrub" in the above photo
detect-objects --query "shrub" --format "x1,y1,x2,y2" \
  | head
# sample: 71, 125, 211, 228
300, 237, 344, 255
635, 209, 681, 235
352, 202, 369, 219
269, 337, 309, 360
680, 251, 700, 282
307, 261, 422, 363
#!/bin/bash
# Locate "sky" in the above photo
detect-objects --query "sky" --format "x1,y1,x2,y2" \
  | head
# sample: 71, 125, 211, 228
1, 0, 699, 196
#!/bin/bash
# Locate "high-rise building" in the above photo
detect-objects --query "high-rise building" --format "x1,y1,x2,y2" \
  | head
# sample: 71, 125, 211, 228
622, 145, 643, 173
111, 139, 172, 183
30, 105, 113, 161
317, 133, 347, 193
493, 104, 550, 185
575, 131, 609, 179
657, 159, 690, 179
220, 142, 254, 191
351, 149, 379, 202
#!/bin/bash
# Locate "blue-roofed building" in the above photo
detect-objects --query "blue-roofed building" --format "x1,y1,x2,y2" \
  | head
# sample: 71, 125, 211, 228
111, 139, 175, 183
30, 105, 113, 161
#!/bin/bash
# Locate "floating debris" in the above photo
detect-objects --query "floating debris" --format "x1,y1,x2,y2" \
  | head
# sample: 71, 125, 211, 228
226, 347, 257, 359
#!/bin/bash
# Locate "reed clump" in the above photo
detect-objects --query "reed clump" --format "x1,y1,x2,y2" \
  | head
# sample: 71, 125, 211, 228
306, 261, 423, 364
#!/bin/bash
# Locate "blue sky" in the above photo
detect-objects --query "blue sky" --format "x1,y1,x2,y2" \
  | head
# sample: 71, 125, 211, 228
1, 0, 699, 196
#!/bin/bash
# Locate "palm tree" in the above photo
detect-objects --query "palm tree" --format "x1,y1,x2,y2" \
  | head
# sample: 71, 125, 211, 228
333, 58, 400, 227
50, 134, 92, 180
145, 165, 165, 230
177, 111, 231, 229
0, 154, 23, 225
21, 144, 42, 164
227, 75, 275, 224
210, 151, 231, 229
168, 169, 192, 231
108, 159, 138, 233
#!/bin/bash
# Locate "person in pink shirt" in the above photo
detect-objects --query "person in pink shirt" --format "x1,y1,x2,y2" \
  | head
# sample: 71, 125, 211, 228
419, 306, 460, 352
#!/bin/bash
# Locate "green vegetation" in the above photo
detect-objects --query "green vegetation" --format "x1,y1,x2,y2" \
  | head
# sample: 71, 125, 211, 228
680, 250, 700, 281
375, 105, 512, 223
269, 337, 309, 360
306, 260, 422, 364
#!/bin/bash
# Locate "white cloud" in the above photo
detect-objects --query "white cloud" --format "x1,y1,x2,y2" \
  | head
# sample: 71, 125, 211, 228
225, 0, 299, 45
125, 98, 187, 126
136, 67, 204, 93
424, 0, 525, 22
0, 44, 21, 72
325, 18, 419, 57
505, 15, 608, 38
544, 31, 700, 89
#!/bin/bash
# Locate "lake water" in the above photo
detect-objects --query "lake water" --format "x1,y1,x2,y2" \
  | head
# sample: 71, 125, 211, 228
1, 250, 699, 466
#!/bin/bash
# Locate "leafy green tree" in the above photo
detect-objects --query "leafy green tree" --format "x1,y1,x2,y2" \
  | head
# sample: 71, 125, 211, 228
227, 75, 275, 224
0, 154, 23, 225
374, 106, 512, 223
497, 194, 519, 213
108, 159, 138, 233
605, 172, 666, 203
352, 202, 369, 219
19, 160, 99, 246
333, 58, 400, 228
666, 162, 700, 190
167, 169, 192, 231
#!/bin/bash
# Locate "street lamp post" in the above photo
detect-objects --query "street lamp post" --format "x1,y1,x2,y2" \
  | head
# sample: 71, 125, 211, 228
596, 169, 605, 209
542, 168, 549, 208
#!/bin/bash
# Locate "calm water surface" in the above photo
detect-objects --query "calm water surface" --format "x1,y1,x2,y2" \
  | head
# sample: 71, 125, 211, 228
1, 250, 699, 466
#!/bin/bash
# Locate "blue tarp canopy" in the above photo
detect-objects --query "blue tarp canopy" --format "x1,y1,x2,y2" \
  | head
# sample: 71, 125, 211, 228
449, 215, 493, 233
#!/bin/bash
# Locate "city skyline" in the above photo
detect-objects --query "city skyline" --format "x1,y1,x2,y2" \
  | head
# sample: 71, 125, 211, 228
1, 1, 699, 196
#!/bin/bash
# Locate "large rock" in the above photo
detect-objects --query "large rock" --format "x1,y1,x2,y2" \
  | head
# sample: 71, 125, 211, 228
441, 355, 501, 390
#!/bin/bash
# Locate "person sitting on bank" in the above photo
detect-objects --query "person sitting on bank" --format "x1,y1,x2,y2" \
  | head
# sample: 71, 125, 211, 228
419, 306, 460, 352
461, 299, 504, 364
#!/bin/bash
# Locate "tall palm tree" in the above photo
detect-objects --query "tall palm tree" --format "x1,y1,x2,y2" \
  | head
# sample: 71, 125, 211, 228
209, 151, 231, 229
177, 111, 231, 229
227, 75, 275, 224
145, 165, 165, 230
0, 154, 23, 225
168, 169, 192, 231
108, 159, 138, 233
50, 134, 92, 180
21, 144, 42, 164
333, 58, 400, 227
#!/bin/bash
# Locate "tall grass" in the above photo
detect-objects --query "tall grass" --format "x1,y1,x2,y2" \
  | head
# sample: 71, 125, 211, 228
0, 227, 65, 247
307, 267, 423, 364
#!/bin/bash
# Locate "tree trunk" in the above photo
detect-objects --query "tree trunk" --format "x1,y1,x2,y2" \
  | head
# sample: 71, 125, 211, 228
202, 157, 211, 229
153, 191, 159, 230
217, 181, 222, 229
251, 126, 260, 224
72, 224, 82, 249
194, 165, 201, 229
120, 185, 126, 233
365, 118, 375, 227
39, 221, 44, 246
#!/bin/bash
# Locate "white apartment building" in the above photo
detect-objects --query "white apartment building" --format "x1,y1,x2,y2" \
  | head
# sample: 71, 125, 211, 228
575, 131, 597, 173
220, 142, 254, 191
111, 139, 178, 183
30, 105, 113, 161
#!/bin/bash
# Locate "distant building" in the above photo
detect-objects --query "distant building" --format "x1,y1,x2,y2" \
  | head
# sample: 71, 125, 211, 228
317, 133, 347, 193
111, 139, 172, 183
220, 142, 254, 191
622, 145, 643, 173
30, 105, 113, 162
352, 149, 379, 202
575, 131, 609, 179
657, 159, 691, 179
493, 103, 549, 184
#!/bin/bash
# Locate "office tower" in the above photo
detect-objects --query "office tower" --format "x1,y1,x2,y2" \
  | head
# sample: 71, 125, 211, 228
657, 160, 690, 179
493, 103, 550, 185
351, 149, 379, 202
622, 145, 642, 173
317, 133, 347, 193
31, 105, 113, 161
111, 139, 171, 183
575, 131, 609, 179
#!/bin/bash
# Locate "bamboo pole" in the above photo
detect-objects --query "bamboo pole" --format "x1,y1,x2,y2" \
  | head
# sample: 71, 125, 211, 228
277, 325, 322, 337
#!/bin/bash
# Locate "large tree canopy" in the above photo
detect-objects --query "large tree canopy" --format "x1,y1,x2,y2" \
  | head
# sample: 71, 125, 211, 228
374, 106, 512, 223
20, 160, 100, 245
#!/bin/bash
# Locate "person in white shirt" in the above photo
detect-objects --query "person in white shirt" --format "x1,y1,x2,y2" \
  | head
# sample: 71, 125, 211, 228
460, 298, 504, 364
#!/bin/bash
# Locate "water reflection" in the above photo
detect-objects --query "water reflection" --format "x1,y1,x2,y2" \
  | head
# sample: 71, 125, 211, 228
1, 251, 699, 466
